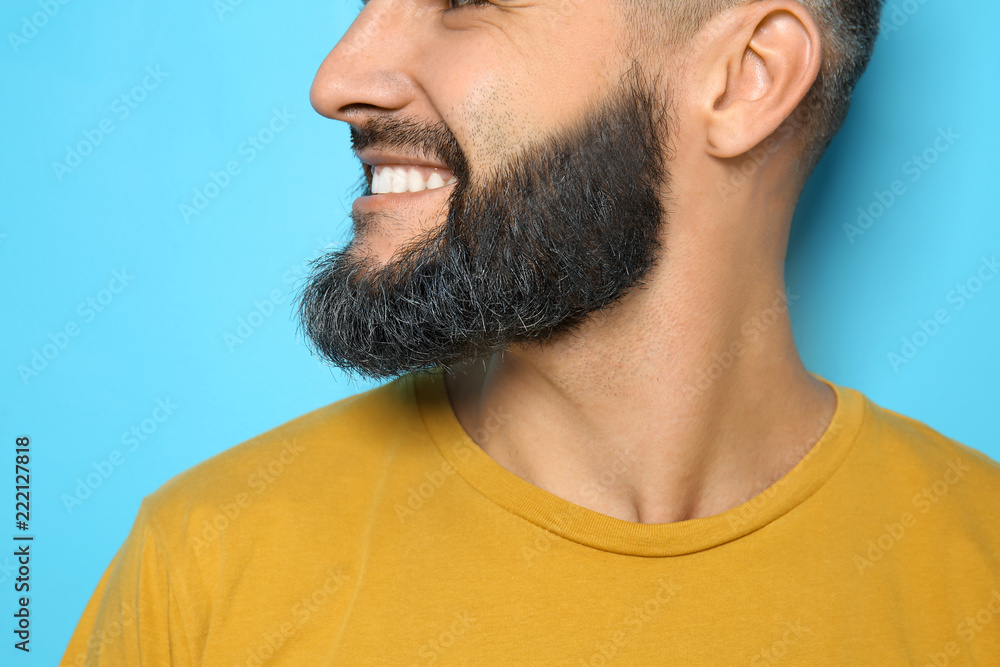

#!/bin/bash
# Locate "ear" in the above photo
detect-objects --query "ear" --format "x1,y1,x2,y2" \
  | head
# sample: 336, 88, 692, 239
702, 2, 822, 158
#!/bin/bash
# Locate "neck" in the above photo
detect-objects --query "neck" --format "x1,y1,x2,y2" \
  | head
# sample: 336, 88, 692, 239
442, 213, 835, 524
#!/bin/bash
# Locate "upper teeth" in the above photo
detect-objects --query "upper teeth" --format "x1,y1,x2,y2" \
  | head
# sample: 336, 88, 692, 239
371, 165, 457, 194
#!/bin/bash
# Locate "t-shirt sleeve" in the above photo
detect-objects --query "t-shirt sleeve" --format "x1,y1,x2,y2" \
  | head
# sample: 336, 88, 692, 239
60, 500, 195, 666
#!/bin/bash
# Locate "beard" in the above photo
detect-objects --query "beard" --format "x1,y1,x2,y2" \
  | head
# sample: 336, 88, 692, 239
297, 66, 672, 381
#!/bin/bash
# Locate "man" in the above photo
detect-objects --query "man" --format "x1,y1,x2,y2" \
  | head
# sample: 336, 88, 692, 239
64, 0, 1000, 665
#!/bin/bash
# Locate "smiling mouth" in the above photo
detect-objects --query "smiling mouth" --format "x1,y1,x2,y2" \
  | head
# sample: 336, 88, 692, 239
367, 164, 457, 195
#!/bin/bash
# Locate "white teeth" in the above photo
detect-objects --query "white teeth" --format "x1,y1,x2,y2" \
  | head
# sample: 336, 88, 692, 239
407, 169, 426, 192
391, 168, 408, 193
426, 172, 445, 190
370, 165, 454, 194
372, 167, 392, 194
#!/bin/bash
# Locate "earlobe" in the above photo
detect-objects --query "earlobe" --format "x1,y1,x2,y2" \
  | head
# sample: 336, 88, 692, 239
704, 3, 821, 160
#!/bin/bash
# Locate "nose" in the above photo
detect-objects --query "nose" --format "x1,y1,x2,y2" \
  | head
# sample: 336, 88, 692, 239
310, 1, 421, 126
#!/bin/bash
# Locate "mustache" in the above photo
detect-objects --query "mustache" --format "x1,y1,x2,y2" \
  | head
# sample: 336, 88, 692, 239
350, 116, 468, 177
298, 65, 670, 380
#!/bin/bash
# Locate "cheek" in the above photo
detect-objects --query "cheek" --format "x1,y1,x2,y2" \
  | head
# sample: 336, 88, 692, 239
437, 61, 613, 179
423, 47, 546, 175
454, 75, 545, 172
442, 63, 609, 174
424, 17, 624, 175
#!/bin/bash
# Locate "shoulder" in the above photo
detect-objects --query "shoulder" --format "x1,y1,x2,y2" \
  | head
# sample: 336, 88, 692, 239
138, 372, 422, 541
92, 372, 431, 642
849, 387, 1000, 525
859, 391, 1000, 482
834, 387, 1000, 590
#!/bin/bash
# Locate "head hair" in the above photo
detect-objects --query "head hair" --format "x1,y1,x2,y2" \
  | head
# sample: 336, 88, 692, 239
623, 0, 884, 172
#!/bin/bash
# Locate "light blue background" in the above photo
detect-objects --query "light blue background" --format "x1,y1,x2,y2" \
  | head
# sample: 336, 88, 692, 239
1, 0, 997, 663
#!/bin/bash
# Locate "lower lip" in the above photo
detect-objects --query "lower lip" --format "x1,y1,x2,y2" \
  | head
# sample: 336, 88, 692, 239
352, 184, 456, 213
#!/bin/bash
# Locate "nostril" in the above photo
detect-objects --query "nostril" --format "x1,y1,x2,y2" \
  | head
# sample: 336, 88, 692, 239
338, 102, 388, 119
310, 39, 418, 123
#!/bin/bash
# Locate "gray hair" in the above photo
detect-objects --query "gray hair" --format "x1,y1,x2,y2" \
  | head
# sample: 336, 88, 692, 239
623, 0, 885, 170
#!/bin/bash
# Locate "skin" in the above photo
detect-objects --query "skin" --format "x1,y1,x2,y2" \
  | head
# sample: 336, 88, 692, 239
310, 0, 837, 524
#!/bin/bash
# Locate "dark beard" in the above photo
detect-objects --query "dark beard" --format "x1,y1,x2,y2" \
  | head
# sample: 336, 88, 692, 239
297, 67, 671, 381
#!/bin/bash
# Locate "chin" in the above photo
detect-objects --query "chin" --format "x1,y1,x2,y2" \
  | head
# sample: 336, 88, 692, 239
350, 212, 448, 265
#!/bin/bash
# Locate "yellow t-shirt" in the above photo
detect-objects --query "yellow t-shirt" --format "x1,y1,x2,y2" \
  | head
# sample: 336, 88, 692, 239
62, 369, 1000, 666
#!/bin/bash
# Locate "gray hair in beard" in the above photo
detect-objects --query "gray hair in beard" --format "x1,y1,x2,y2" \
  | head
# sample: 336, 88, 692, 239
297, 66, 672, 381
